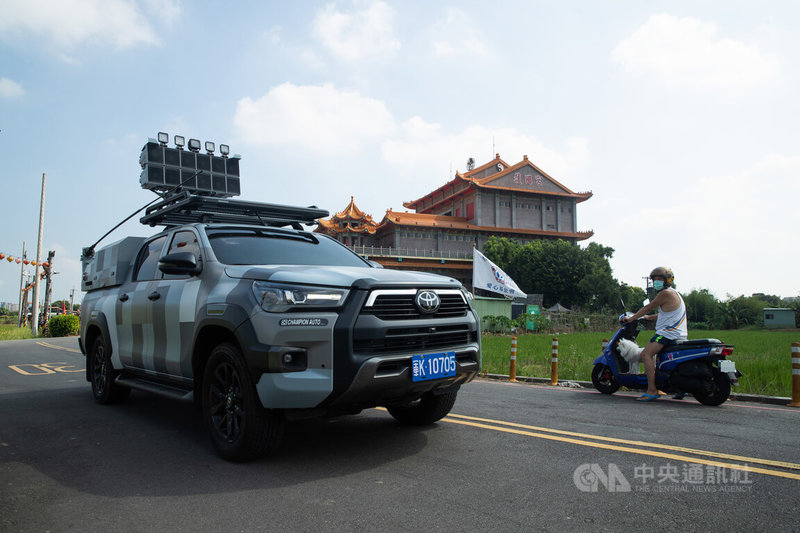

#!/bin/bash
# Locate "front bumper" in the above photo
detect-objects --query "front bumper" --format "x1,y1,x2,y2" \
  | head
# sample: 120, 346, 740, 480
327, 345, 481, 409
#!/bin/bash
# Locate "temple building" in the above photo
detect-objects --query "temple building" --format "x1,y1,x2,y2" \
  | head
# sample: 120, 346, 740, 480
315, 153, 593, 289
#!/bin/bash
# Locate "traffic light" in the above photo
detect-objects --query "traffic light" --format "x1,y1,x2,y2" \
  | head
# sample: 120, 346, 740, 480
139, 132, 242, 198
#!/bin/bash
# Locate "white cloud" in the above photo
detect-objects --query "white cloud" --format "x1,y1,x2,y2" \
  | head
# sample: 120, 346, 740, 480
0, 77, 25, 98
611, 14, 779, 91
312, 1, 400, 62
382, 117, 588, 183
233, 83, 397, 156
140, 0, 181, 27
603, 153, 800, 298
0, 0, 166, 50
431, 8, 488, 58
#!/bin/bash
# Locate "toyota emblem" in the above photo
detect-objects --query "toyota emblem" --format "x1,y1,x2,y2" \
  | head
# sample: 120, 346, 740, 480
415, 290, 440, 313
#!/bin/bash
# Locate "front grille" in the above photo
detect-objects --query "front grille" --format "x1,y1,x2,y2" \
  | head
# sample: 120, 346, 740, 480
353, 324, 477, 355
362, 290, 468, 320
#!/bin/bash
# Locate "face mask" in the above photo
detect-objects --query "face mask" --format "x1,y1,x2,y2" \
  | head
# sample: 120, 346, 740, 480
653, 280, 664, 291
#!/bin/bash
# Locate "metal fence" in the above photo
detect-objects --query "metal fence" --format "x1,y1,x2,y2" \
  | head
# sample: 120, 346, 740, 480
350, 245, 472, 260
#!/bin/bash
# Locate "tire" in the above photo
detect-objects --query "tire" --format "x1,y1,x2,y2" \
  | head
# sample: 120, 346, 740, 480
694, 371, 731, 406
591, 364, 620, 394
386, 390, 458, 425
202, 342, 284, 462
89, 335, 130, 404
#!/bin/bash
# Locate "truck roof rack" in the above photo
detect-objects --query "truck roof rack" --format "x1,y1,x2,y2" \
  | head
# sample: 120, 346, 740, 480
140, 191, 329, 230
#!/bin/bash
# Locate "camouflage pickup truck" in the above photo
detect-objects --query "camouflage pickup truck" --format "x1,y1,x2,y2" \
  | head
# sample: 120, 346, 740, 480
79, 193, 481, 461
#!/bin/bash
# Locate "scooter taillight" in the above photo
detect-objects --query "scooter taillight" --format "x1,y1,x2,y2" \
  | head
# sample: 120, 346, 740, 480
721, 347, 734, 357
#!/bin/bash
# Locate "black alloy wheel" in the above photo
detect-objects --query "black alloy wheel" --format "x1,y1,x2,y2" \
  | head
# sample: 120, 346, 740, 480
203, 343, 284, 461
89, 335, 130, 404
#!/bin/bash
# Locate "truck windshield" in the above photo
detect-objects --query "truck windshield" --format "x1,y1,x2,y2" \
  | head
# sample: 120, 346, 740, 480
206, 228, 370, 267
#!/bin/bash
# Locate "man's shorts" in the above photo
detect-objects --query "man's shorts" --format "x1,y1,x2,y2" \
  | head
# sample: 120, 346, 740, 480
650, 334, 672, 345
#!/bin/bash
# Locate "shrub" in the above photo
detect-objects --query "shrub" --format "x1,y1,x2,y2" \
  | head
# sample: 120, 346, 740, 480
47, 314, 80, 337
481, 315, 515, 333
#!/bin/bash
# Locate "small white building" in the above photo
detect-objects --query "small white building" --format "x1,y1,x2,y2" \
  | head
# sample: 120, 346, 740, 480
763, 308, 795, 329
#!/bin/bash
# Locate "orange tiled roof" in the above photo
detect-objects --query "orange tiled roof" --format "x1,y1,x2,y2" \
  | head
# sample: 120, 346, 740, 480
316, 196, 379, 235
378, 210, 593, 241
403, 154, 592, 211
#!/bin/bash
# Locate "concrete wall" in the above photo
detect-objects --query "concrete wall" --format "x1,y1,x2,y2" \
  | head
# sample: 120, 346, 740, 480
472, 296, 512, 321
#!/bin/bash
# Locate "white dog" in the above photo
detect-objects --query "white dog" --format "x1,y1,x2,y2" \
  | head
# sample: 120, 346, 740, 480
617, 338, 643, 368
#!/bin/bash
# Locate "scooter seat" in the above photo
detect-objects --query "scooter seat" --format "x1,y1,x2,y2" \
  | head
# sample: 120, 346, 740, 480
662, 338, 722, 351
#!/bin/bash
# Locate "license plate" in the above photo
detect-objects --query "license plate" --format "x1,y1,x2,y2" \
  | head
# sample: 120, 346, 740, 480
411, 352, 456, 382
719, 360, 736, 373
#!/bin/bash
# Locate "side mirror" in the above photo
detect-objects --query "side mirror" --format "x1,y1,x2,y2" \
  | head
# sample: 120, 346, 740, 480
159, 252, 201, 276
368, 260, 384, 269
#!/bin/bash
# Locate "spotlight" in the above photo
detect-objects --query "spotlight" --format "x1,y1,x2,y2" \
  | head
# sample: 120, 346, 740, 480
174, 135, 185, 149
205, 141, 215, 154
220, 144, 230, 157
157, 132, 169, 145
188, 138, 201, 152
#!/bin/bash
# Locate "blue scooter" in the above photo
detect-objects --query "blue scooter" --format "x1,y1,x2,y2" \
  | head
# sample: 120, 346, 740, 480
591, 313, 740, 405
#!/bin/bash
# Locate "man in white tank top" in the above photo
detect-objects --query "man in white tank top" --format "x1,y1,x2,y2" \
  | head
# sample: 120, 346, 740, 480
622, 266, 687, 401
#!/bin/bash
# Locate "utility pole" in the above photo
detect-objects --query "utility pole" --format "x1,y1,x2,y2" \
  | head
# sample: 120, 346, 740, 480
19, 272, 31, 327
31, 172, 46, 336
17, 241, 26, 327
69, 288, 75, 315
42, 250, 55, 333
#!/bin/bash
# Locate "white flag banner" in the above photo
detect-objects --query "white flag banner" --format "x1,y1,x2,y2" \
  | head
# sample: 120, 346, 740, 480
472, 248, 527, 299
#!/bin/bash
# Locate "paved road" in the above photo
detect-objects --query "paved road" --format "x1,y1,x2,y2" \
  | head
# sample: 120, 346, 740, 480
2, 337, 799, 532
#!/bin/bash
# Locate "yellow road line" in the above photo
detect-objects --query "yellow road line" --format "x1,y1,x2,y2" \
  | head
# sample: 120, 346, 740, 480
36, 341, 82, 354
375, 407, 800, 481
448, 413, 800, 472
442, 417, 800, 481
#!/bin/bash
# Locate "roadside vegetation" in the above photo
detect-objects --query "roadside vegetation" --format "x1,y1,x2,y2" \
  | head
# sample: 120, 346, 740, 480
478, 236, 799, 397
480, 329, 798, 398
0, 323, 35, 340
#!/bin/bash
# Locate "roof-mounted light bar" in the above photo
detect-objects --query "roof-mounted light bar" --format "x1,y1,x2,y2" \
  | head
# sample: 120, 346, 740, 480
139, 132, 241, 198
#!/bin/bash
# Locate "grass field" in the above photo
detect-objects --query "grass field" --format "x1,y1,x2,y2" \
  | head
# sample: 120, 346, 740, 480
0, 324, 35, 341
0, 323, 796, 397
481, 329, 800, 397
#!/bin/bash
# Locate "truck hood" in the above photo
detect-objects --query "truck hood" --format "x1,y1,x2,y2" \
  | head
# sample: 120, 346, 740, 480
224, 265, 463, 290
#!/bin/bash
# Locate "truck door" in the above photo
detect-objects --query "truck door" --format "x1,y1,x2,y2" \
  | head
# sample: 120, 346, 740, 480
152, 229, 202, 379
117, 235, 167, 369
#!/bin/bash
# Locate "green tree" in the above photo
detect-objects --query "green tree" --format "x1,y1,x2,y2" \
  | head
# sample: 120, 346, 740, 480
683, 289, 722, 328
720, 295, 764, 329
482, 237, 624, 311
51, 300, 79, 313
620, 283, 648, 310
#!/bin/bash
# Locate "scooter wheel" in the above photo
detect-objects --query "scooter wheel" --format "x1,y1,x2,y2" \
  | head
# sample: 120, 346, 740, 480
694, 371, 730, 406
592, 364, 620, 394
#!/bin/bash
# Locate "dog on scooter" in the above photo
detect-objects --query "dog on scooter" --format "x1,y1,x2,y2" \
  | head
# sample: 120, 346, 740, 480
617, 338, 643, 368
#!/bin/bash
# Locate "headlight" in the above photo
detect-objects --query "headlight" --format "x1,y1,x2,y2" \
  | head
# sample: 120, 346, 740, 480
460, 287, 475, 308
252, 281, 349, 312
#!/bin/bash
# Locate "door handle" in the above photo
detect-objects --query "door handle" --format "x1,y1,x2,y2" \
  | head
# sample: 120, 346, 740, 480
119, 294, 129, 302
147, 291, 161, 301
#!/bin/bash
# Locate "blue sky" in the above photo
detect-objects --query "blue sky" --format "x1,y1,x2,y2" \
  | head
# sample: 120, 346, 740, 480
1, 0, 798, 307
